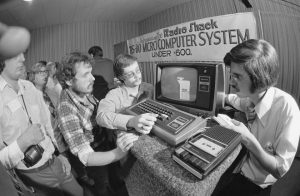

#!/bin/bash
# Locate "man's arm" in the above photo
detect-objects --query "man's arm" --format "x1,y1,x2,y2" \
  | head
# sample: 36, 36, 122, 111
86, 132, 138, 166
0, 124, 44, 169
97, 88, 157, 134
96, 89, 134, 130
58, 101, 138, 166
0, 93, 44, 169
225, 112, 300, 179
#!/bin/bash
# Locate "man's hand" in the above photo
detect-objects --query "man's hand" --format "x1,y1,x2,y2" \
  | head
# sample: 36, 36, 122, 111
116, 132, 139, 152
127, 113, 158, 134
17, 124, 45, 152
222, 119, 255, 147
57, 154, 71, 176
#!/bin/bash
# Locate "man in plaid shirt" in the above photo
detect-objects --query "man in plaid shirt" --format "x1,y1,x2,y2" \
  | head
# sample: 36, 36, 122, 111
57, 52, 138, 196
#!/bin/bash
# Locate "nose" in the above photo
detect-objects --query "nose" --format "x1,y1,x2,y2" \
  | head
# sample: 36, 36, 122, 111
90, 74, 95, 81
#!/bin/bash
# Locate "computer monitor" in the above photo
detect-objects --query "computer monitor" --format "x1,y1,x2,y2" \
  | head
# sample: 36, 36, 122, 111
155, 62, 227, 117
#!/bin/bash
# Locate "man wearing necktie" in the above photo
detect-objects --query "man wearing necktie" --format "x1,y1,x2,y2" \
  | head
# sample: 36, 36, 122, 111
213, 39, 300, 196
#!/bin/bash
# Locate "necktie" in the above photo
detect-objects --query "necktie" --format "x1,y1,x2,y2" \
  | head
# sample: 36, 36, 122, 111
246, 104, 256, 128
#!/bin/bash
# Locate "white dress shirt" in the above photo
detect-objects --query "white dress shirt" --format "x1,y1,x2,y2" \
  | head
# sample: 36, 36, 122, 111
0, 76, 55, 170
227, 87, 300, 188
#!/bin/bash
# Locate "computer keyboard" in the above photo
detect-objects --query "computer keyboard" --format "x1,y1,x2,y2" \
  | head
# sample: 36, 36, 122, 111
135, 100, 173, 122
126, 99, 207, 145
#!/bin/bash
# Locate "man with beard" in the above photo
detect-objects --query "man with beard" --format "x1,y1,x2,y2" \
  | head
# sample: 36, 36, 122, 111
212, 39, 300, 196
57, 52, 138, 196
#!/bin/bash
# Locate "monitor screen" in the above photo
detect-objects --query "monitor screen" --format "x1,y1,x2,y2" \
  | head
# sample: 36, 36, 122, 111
155, 62, 226, 116
161, 67, 197, 102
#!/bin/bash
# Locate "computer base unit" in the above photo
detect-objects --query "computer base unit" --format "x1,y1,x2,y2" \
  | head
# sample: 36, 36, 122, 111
172, 125, 241, 179
126, 99, 207, 146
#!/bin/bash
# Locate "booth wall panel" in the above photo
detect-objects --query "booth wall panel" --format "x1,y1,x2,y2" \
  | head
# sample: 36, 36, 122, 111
26, 21, 138, 67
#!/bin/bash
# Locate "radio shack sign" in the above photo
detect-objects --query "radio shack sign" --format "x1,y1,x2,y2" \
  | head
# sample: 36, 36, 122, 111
127, 12, 258, 62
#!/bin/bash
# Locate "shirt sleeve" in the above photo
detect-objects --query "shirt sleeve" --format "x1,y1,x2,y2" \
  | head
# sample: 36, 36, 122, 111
58, 102, 94, 165
0, 93, 24, 168
273, 102, 300, 177
96, 89, 133, 130
0, 141, 24, 169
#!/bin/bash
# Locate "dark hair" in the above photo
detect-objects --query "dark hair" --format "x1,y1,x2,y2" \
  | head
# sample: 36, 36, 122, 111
38, 60, 47, 65
88, 46, 103, 57
224, 39, 279, 93
113, 54, 138, 83
58, 52, 93, 89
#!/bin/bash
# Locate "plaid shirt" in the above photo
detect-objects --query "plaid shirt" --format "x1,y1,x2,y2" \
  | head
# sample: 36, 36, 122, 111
57, 89, 98, 158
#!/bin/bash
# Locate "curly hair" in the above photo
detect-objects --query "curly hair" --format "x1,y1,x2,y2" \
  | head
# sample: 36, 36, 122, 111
223, 39, 279, 93
57, 52, 94, 89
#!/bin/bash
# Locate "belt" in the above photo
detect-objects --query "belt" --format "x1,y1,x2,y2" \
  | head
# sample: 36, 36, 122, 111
17, 155, 56, 173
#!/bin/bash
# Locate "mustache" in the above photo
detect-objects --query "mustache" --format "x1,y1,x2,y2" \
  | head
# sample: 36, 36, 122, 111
230, 85, 240, 92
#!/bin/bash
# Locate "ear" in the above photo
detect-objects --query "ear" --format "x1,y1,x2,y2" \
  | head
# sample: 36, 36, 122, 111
118, 76, 125, 84
66, 80, 72, 87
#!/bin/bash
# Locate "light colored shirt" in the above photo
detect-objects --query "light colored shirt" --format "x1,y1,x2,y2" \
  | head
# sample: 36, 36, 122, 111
0, 76, 55, 170
46, 77, 62, 108
227, 87, 300, 188
96, 82, 153, 130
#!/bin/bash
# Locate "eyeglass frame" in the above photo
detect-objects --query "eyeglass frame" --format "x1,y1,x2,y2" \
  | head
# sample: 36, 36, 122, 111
121, 67, 142, 80
34, 70, 49, 75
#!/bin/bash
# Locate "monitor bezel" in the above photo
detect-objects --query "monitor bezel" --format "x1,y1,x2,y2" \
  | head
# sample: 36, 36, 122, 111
154, 62, 226, 116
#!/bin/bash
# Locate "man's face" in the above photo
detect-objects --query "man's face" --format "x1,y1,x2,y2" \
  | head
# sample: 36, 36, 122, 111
70, 62, 94, 96
229, 62, 252, 98
122, 61, 142, 88
3, 53, 25, 80
34, 67, 49, 88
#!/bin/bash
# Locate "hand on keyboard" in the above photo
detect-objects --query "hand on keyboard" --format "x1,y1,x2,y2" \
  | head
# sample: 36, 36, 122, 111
127, 113, 158, 134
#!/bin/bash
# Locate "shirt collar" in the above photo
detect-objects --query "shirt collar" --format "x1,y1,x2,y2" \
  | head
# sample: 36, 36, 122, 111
0, 75, 8, 91
0, 75, 25, 95
18, 79, 26, 95
124, 82, 148, 98
254, 87, 274, 127
66, 89, 95, 107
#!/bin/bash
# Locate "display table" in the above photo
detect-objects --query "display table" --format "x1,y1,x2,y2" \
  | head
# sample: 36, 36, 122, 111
124, 134, 241, 196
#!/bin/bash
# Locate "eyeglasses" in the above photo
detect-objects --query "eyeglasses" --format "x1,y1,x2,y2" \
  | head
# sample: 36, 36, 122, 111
229, 73, 241, 81
35, 70, 49, 75
122, 69, 142, 80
